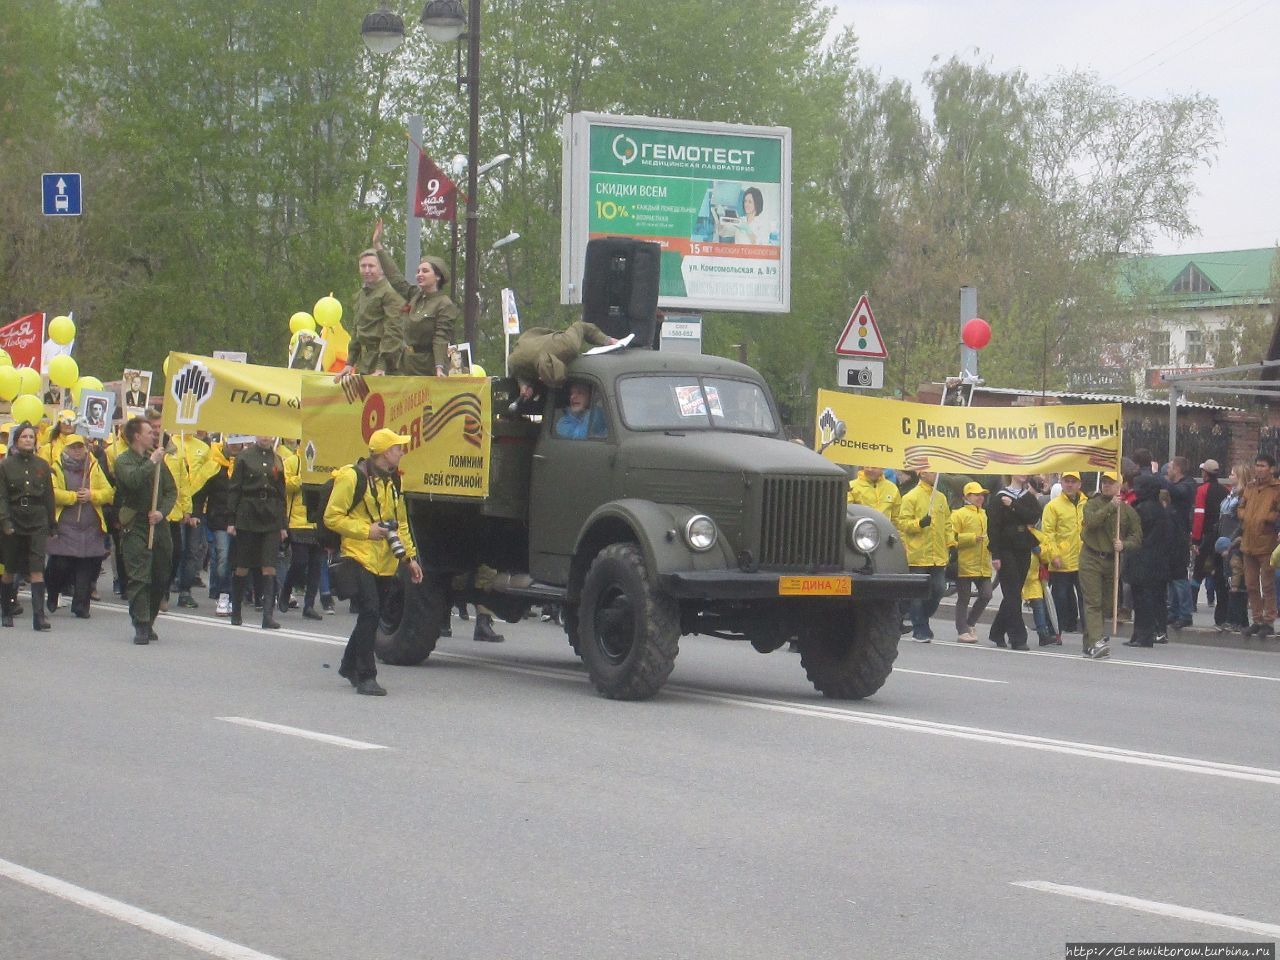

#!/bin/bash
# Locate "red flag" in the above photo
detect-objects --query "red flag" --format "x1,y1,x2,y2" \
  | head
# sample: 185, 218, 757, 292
0, 313, 45, 371
415, 149, 458, 221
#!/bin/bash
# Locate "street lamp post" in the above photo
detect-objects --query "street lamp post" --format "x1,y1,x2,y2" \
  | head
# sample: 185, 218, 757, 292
421, 0, 481, 348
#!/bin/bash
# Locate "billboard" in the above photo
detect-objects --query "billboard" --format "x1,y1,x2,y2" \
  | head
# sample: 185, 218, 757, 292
561, 112, 791, 314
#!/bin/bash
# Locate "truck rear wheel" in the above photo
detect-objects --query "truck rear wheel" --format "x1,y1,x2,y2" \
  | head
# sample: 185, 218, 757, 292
579, 543, 679, 700
375, 572, 446, 666
796, 600, 899, 699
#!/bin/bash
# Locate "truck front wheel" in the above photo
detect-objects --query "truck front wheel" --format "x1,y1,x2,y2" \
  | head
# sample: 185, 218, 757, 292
579, 543, 679, 700
796, 600, 899, 699
375, 572, 447, 666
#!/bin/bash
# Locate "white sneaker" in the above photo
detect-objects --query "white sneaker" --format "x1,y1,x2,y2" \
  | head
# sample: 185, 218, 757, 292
215, 594, 231, 617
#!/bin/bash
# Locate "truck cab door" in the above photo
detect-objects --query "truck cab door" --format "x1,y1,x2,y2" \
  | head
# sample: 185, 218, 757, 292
528, 380, 617, 585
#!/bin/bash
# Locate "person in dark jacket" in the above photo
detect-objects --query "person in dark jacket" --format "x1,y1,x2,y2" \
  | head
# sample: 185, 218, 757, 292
0, 422, 56, 630
1165, 456, 1198, 628
1191, 459, 1229, 629
986, 475, 1043, 650
1125, 474, 1175, 647
226, 436, 286, 628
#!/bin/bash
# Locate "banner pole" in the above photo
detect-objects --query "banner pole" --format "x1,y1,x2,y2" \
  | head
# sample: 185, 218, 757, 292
147, 451, 162, 549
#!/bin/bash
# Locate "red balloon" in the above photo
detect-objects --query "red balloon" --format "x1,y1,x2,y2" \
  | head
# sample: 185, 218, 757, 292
962, 317, 991, 350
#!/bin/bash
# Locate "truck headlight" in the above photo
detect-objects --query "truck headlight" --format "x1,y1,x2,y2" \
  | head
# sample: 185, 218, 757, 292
849, 517, 881, 553
684, 515, 717, 552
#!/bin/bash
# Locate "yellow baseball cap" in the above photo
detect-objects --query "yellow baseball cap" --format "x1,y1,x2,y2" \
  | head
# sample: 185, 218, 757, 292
63, 434, 86, 446
1101, 471, 1119, 482
1061, 471, 1081, 480
963, 481, 986, 496
368, 428, 411, 455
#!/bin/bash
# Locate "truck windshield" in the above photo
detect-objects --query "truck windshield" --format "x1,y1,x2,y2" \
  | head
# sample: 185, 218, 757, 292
617, 376, 777, 434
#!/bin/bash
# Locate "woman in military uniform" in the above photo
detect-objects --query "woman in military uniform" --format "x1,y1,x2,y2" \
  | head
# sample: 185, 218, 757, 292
373, 219, 458, 377
0, 423, 57, 630
227, 435, 287, 628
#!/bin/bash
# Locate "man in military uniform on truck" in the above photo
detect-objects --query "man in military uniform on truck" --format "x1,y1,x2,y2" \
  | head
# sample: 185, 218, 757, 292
341, 247, 406, 377
227, 435, 287, 628
113, 416, 178, 645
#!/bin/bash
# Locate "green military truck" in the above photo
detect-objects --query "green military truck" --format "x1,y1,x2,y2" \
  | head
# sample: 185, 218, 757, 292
375, 349, 926, 700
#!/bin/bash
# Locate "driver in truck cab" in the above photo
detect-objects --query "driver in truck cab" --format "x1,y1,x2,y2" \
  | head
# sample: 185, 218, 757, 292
554, 381, 608, 440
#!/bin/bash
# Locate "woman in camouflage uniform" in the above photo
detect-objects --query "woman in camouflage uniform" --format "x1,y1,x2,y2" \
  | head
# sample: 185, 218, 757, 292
373, 219, 458, 377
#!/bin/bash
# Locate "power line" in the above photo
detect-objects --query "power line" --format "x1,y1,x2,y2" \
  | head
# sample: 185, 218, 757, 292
1108, 0, 1258, 84
1116, 0, 1275, 88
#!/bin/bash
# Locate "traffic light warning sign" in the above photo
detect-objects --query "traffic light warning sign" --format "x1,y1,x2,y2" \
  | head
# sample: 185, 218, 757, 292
835, 295, 886, 358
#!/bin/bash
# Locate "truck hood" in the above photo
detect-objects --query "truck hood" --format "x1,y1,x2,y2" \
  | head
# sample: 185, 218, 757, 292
619, 432, 847, 478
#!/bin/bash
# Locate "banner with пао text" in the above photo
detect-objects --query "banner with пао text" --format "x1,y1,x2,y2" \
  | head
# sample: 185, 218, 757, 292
815, 390, 1122, 474
301, 373, 490, 498
162, 353, 305, 438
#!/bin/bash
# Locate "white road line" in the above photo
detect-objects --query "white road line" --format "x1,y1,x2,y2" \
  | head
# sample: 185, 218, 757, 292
931, 637, 1280, 682
1012, 880, 1280, 938
0, 856, 287, 960
895, 668, 1006, 684
96, 605, 1280, 785
216, 717, 388, 751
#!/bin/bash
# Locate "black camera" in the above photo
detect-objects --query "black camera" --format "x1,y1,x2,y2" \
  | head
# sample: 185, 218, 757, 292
379, 520, 407, 560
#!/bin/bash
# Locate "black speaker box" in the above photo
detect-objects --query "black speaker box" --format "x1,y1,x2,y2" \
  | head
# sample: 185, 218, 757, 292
582, 237, 661, 348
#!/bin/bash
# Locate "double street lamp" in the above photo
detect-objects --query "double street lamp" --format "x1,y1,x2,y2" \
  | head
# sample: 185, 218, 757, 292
361, 0, 485, 347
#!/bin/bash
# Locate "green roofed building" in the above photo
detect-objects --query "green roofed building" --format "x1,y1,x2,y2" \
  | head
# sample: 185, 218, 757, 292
1108, 247, 1277, 395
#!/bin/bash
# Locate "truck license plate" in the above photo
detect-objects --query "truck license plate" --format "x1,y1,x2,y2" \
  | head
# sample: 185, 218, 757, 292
778, 576, 852, 597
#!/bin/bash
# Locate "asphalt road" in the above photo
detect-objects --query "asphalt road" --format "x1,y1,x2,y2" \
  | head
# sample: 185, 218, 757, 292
3, 594, 1279, 960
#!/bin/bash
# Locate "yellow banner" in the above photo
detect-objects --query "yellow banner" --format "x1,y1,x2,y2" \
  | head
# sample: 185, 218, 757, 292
815, 390, 1122, 474
162, 352, 307, 438
300, 373, 491, 498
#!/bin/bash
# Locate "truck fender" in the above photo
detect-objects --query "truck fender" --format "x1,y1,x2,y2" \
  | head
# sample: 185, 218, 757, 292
568, 499, 736, 600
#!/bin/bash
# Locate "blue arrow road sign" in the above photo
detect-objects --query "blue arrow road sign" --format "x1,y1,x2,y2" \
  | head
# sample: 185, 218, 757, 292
42, 173, 82, 216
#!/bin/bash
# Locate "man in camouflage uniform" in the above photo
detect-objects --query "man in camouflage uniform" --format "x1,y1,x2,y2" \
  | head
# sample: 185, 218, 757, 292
113, 417, 178, 645
227, 435, 287, 628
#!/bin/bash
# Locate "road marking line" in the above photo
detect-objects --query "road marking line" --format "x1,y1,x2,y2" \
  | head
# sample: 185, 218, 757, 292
217, 717, 388, 751
931, 637, 1280, 682
895, 668, 1006, 684
1012, 881, 1280, 938
94, 606, 1280, 785
0, 856, 287, 960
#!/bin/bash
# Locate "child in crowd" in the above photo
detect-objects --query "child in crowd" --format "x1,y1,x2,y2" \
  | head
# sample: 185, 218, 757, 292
1024, 528, 1060, 646
951, 481, 992, 643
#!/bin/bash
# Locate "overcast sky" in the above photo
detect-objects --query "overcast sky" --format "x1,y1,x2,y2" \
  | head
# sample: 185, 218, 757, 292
830, 0, 1279, 256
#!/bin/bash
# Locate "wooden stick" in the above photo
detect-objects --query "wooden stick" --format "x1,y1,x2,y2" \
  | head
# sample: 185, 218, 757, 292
147, 445, 163, 549
1111, 500, 1121, 637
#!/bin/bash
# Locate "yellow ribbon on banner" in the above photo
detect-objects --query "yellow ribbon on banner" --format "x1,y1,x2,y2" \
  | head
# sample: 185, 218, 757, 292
815, 390, 1122, 474
300, 373, 491, 498
161, 352, 307, 438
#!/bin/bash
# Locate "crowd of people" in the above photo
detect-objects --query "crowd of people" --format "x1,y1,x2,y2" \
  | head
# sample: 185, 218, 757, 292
846, 453, 1280, 660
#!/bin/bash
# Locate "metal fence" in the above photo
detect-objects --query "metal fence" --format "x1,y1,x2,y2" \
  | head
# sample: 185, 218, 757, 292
1123, 418, 1230, 470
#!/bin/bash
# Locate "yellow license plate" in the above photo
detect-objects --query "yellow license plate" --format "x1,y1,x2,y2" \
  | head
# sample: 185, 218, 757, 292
778, 575, 852, 597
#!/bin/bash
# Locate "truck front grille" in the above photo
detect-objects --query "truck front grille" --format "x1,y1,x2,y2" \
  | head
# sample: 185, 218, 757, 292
758, 476, 845, 569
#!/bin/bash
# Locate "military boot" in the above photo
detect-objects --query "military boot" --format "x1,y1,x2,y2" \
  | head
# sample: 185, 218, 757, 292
230, 574, 247, 626
261, 581, 281, 629
31, 584, 51, 631
472, 612, 505, 643
0, 580, 13, 628
132, 622, 150, 645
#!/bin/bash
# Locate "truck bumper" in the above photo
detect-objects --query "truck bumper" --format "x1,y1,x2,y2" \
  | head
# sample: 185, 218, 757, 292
658, 571, 930, 602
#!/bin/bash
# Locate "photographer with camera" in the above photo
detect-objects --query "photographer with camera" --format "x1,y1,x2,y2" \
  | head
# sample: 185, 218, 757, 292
325, 428, 423, 696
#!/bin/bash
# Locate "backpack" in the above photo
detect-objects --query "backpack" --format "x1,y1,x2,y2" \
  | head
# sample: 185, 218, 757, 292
309, 458, 403, 550
310, 460, 370, 551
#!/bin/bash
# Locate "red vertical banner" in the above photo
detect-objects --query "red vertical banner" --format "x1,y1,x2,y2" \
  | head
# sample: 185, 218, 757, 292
415, 149, 459, 221
0, 313, 46, 370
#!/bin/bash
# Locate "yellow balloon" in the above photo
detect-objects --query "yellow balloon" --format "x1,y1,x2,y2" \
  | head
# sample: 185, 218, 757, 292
15, 367, 40, 396
163, 355, 172, 377
469, 364, 487, 378
48, 315, 76, 345
11, 394, 44, 425
314, 294, 343, 328
290, 311, 317, 335
0, 367, 19, 401
71, 375, 103, 405
48, 354, 79, 388
321, 321, 351, 370
0, 349, 11, 367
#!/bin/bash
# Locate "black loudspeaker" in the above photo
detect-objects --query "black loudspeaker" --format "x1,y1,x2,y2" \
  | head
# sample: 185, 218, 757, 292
582, 237, 661, 349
